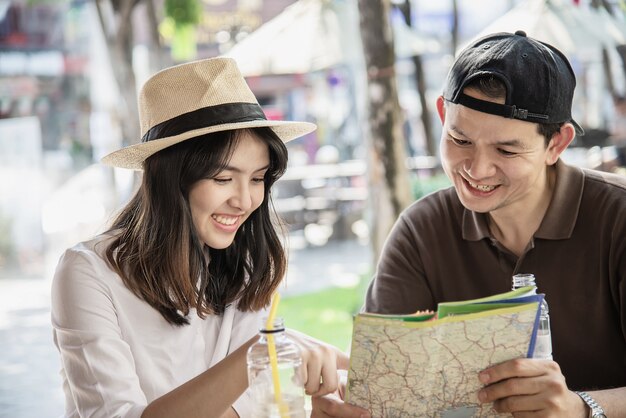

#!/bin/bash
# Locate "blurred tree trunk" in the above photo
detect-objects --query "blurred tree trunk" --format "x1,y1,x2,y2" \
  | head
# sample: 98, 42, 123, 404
451, 0, 459, 56
591, 0, 614, 14
616, 45, 626, 91
95, 0, 142, 147
146, 0, 169, 70
602, 47, 618, 99
94, 0, 168, 207
397, 0, 435, 156
591, 0, 626, 95
95, 0, 192, 147
357, 0, 412, 262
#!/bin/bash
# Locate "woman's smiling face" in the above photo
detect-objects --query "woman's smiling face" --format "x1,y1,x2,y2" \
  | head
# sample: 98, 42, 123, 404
188, 132, 269, 249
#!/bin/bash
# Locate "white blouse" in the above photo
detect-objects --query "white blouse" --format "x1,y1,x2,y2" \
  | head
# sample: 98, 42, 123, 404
51, 234, 264, 418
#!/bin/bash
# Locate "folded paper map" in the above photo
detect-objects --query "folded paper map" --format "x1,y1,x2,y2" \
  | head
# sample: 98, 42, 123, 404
346, 286, 543, 417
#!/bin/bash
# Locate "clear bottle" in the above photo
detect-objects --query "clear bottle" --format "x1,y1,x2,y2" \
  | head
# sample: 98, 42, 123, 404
512, 273, 553, 360
246, 317, 306, 418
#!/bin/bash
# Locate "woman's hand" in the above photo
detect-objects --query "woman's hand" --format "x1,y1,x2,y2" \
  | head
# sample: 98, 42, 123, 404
285, 329, 348, 397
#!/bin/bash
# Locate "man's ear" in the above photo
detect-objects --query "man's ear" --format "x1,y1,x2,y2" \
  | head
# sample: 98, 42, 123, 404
546, 123, 576, 165
436, 96, 446, 123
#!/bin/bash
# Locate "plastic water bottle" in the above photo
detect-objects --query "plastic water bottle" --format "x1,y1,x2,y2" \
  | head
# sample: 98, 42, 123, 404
512, 273, 553, 360
246, 317, 306, 418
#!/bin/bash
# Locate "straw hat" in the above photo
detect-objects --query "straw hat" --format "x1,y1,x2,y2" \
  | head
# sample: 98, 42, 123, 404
101, 57, 316, 170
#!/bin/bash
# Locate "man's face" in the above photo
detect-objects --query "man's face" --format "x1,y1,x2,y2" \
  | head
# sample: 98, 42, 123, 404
438, 88, 558, 216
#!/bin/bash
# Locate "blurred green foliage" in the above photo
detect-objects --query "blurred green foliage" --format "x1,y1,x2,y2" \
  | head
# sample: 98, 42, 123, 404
411, 172, 451, 200
278, 283, 367, 351
162, 0, 201, 61
0, 210, 14, 269
165, 0, 201, 26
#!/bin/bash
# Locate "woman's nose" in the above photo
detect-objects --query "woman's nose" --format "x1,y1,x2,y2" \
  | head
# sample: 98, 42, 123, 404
228, 183, 252, 211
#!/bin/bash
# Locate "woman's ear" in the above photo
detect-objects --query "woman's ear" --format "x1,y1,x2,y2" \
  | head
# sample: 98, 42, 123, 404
546, 123, 576, 165
436, 96, 446, 123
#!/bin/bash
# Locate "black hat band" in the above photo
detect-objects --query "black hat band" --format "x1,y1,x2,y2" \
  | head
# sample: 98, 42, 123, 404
141, 102, 267, 143
456, 93, 550, 124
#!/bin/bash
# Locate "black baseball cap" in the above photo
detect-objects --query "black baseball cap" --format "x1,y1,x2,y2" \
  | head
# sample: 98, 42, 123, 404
443, 30, 584, 135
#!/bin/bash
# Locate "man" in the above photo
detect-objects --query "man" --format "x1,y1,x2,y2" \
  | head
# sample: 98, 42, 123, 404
313, 31, 626, 417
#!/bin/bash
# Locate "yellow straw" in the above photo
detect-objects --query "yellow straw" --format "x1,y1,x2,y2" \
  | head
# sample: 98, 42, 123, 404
265, 292, 281, 330
265, 293, 290, 418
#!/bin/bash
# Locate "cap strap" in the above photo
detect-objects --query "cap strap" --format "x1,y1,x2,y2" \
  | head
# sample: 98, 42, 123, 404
142, 102, 267, 142
457, 93, 549, 123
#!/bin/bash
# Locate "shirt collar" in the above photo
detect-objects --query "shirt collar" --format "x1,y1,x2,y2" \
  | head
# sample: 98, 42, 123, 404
462, 160, 584, 241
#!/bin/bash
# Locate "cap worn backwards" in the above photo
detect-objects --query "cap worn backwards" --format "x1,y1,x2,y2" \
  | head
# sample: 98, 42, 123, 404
443, 30, 584, 135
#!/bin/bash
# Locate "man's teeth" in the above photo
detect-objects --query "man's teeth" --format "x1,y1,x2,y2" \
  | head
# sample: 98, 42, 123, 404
467, 180, 496, 192
212, 215, 237, 225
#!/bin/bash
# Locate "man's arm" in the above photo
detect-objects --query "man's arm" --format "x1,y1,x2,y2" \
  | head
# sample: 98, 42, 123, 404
364, 213, 434, 315
586, 388, 626, 417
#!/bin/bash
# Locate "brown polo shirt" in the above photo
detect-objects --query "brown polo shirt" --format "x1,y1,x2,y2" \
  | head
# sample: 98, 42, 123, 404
364, 160, 626, 390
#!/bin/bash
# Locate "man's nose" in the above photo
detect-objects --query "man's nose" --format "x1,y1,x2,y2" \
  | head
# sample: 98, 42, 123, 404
464, 149, 496, 180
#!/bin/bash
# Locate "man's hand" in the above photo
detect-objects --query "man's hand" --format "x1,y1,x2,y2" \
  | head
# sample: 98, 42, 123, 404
311, 393, 370, 418
477, 358, 588, 417
310, 370, 370, 418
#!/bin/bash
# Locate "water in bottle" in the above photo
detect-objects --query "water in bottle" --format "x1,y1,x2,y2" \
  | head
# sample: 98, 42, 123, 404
512, 273, 553, 360
247, 317, 306, 418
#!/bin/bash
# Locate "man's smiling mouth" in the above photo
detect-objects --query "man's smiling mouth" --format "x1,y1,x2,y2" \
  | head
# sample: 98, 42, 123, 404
466, 179, 497, 192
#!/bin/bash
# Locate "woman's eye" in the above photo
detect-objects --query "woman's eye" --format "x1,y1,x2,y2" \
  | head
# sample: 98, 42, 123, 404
252, 177, 265, 184
213, 178, 231, 184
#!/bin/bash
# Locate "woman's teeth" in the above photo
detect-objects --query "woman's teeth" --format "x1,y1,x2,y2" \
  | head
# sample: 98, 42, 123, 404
467, 180, 496, 192
212, 215, 237, 225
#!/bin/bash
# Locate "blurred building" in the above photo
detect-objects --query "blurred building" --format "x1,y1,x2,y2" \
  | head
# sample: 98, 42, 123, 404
0, 0, 316, 276
0, 0, 92, 277
0, 0, 91, 160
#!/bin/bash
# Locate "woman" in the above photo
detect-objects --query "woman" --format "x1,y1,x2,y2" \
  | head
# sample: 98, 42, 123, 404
51, 57, 345, 418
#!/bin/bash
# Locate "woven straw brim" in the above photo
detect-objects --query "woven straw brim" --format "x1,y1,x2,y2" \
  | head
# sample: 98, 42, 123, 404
101, 120, 316, 170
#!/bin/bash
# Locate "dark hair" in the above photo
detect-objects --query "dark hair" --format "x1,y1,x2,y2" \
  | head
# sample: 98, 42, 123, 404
464, 76, 563, 145
104, 127, 288, 326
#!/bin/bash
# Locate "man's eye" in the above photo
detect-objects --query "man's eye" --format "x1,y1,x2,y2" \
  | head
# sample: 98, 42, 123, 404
498, 149, 517, 156
451, 137, 470, 146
